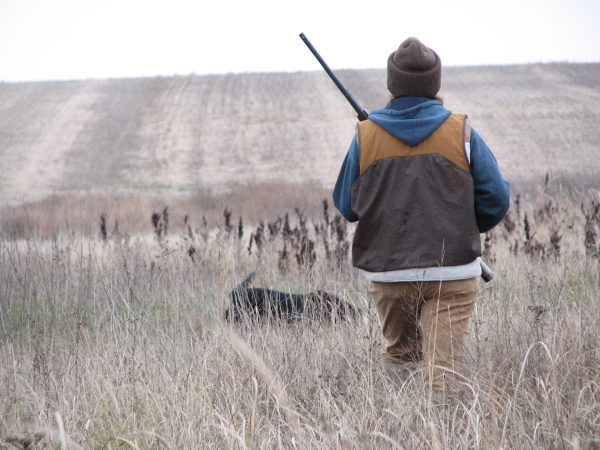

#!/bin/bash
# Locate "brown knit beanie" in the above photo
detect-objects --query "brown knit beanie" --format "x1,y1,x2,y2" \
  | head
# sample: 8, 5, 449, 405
387, 37, 441, 98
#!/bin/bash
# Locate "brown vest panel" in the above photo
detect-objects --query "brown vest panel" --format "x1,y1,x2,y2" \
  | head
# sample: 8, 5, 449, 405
351, 114, 481, 272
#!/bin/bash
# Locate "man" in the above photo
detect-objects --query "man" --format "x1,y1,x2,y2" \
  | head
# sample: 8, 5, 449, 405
333, 37, 510, 393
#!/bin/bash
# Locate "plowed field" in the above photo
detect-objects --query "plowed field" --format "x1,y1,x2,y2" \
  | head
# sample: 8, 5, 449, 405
1, 63, 599, 205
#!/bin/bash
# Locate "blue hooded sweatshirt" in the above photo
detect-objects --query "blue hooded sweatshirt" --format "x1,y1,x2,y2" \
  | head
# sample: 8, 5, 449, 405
333, 97, 510, 233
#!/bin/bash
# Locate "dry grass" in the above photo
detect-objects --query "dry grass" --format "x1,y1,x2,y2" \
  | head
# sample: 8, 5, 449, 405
1, 179, 600, 449
0, 180, 331, 240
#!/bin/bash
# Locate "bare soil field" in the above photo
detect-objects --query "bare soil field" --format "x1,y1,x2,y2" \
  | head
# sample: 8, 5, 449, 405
1, 63, 599, 208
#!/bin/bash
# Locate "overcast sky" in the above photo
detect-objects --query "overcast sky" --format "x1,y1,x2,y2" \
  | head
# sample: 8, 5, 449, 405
0, 0, 599, 82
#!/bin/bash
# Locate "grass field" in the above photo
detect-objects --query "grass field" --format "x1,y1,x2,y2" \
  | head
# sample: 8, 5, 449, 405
1, 177, 600, 449
1, 64, 600, 448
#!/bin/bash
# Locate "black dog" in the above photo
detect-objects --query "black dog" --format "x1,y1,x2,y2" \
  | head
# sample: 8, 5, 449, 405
225, 273, 363, 323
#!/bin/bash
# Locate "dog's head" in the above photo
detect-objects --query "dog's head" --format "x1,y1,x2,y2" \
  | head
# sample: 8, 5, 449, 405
226, 272, 257, 322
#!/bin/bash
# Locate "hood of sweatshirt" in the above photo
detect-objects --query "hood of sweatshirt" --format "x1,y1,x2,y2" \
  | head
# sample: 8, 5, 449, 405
367, 98, 452, 147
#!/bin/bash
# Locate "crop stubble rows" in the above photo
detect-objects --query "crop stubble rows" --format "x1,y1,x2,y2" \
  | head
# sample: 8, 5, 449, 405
1, 63, 600, 206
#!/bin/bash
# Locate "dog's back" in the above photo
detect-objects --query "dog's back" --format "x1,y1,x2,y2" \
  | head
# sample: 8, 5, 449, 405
305, 290, 363, 321
226, 273, 363, 323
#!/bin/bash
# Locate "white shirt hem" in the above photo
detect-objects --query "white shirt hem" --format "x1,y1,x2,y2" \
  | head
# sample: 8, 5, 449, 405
363, 258, 483, 282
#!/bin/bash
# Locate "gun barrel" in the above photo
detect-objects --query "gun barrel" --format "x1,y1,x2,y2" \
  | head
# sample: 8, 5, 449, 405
299, 33, 368, 121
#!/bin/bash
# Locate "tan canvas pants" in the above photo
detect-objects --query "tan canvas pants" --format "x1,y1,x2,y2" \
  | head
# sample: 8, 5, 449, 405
369, 278, 478, 388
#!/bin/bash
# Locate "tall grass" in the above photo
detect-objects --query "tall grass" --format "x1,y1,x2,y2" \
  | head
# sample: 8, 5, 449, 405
0, 180, 331, 240
1, 181, 600, 449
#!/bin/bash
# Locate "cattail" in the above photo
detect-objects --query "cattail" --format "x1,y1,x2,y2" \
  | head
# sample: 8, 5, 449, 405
151, 212, 160, 229
524, 213, 533, 243
99, 213, 107, 241
238, 217, 244, 239
254, 222, 265, 250
582, 200, 599, 256
278, 242, 289, 273
162, 207, 169, 235
295, 236, 316, 268
332, 213, 346, 243
584, 219, 597, 256
523, 214, 545, 259
248, 222, 265, 255
322, 233, 331, 262
222, 207, 233, 234
323, 198, 330, 228
151, 212, 162, 239
282, 213, 291, 239
188, 245, 196, 262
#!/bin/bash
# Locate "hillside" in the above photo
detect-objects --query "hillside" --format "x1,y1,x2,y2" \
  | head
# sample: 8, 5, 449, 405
1, 63, 599, 206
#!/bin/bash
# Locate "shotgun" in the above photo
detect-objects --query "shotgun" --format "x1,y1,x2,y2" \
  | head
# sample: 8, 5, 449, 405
299, 33, 494, 283
299, 33, 369, 121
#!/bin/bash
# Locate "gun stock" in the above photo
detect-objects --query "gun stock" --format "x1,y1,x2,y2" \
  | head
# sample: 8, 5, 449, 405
479, 259, 494, 283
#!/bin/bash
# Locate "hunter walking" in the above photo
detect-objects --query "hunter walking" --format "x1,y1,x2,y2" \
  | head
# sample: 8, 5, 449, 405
333, 37, 510, 398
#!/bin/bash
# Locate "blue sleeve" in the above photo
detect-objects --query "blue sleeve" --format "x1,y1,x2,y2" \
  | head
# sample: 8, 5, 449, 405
470, 128, 511, 233
332, 137, 360, 222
